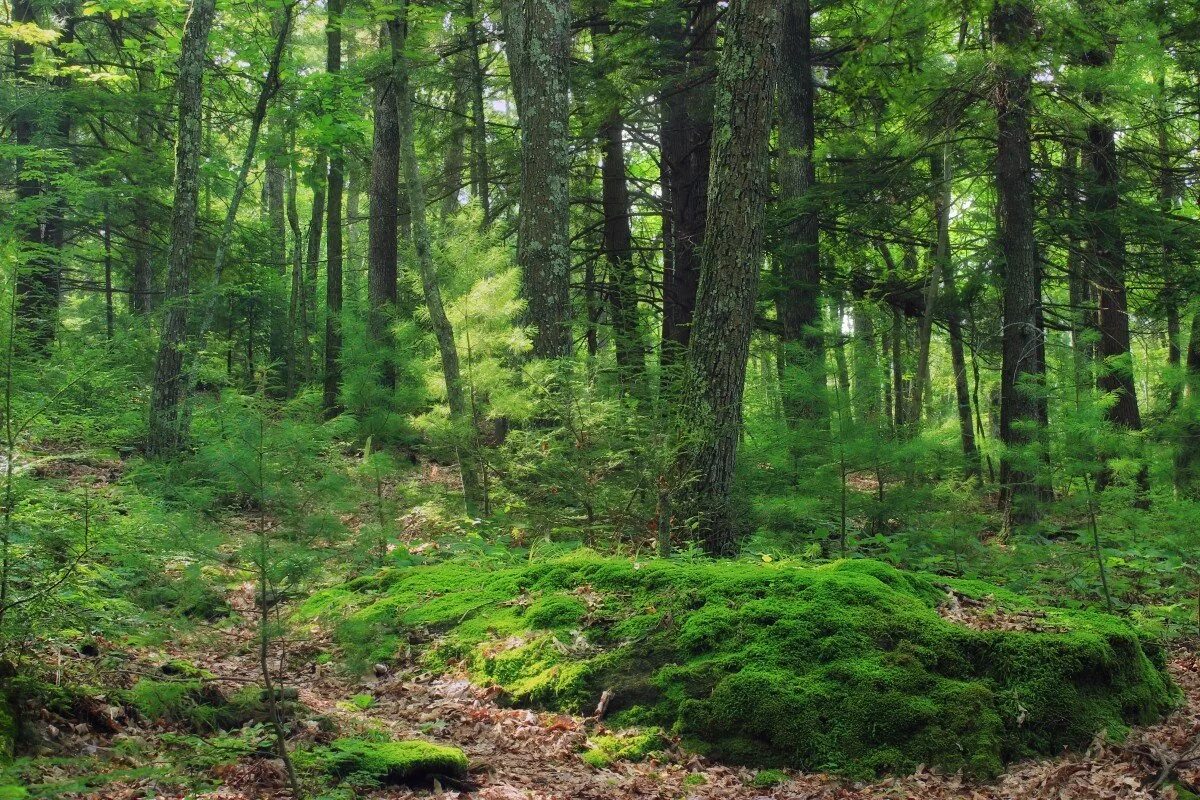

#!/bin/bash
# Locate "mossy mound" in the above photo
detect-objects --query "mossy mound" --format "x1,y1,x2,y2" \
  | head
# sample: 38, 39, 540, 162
301, 555, 1177, 778
582, 728, 665, 768
127, 678, 294, 732
310, 738, 468, 785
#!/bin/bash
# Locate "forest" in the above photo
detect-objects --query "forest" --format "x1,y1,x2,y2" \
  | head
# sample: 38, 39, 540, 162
2, 0, 1200, 794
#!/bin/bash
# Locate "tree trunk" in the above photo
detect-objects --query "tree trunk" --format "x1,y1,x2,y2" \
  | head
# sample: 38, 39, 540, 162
594, 6, 643, 390
679, 0, 779, 555
368, 25, 400, 390
265, 121, 289, 393
323, 0, 344, 416
443, 49, 469, 219
852, 301, 880, 424
286, 148, 303, 397
146, 0, 217, 456
303, 154, 326, 381
467, 0, 490, 223
992, 0, 1047, 531
776, 0, 825, 425
394, 8, 485, 515
130, 66, 157, 315
660, 0, 716, 365
508, 0, 572, 358
1081, 3, 1147, 500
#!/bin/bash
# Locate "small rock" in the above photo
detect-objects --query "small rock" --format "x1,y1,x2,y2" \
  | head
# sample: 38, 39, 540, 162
373, 663, 389, 677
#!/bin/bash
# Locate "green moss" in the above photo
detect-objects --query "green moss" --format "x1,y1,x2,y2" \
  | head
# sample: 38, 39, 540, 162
128, 679, 290, 732
0, 699, 14, 766
347, 693, 375, 711
314, 554, 1177, 779
582, 728, 665, 768
0, 786, 27, 800
317, 738, 468, 784
751, 769, 788, 788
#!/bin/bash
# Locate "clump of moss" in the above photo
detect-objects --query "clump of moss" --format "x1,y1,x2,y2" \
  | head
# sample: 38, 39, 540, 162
347, 693, 375, 711
307, 554, 1177, 779
751, 768, 788, 788
314, 737, 468, 785
581, 728, 665, 768
127, 679, 294, 732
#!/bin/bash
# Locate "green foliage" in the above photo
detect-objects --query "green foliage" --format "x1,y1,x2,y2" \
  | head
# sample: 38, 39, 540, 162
308, 553, 1176, 778
301, 737, 468, 786
580, 729, 665, 768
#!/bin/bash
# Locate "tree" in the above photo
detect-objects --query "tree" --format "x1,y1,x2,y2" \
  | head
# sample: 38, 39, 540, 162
991, 0, 1047, 531
679, 0, 779, 555
367, 24, 400, 390
146, 0, 218, 456
323, 0, 345, 415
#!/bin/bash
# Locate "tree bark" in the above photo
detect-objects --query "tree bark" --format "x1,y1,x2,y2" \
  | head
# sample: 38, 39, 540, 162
508, 0, 573, 358
324, 0, 345, 416
679, 0, 779, 555
775, 0, 825, 425
303, 154, 326, 381
147, 0, 217, 456
660, 0, 716, 365
394, 8, 485, 515
368, 25, 400, 390
992, 0, 1047, 531
467, 0, 490, 223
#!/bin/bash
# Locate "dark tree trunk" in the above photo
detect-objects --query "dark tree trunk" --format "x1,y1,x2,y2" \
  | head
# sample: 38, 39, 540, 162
147, 0, 217, 456
368, 25, 400, 390
467, 0, 490, 222
130, 65, 157, 315
286, 147, 304, 397
1081, 5, 1147, 500
442, 49, 469, 219
660, 0, 716, 365
679, 0, 779, 555
594, 7, 643, 389
992, 0, 1048, 531
265, 123, 288, 393
776, 0, 825, 424
851, 302, 880, 423
323, 0, 344, 416
303, 154, 326, 381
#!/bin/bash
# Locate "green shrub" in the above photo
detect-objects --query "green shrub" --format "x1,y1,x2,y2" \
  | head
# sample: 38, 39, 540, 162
311, 738, 468, 785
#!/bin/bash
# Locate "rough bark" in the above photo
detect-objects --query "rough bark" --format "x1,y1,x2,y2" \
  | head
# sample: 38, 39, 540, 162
992, 0, 1047, 530
368, 26, 400, 390
394, 8, 485, 515
509, 0, 573, 358
660, 0, 717, 364
776, 0, 825, 424
679, 0, 779, 555
467, 0, 490, 223
324, 0, 345, 416
146, 0, 217, 456
594, 6, 643, 388
303, 153, 326, 381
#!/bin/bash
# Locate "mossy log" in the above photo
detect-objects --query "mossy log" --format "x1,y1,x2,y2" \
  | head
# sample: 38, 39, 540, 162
302, 555, 1177, 778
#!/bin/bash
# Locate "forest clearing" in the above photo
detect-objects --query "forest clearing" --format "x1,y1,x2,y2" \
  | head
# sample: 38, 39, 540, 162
3, 0, 1200, 795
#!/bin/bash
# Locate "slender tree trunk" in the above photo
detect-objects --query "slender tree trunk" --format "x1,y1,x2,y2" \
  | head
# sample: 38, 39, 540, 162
345, 159, 364, 306
323, 0, 345, 416
660, 0, 716, 365
443, 49, 469, 219
776, 0, 825, 425
679, 0, 779, 555
943, 257, 978, 477
131, 66, 157, 315
1081, 3, 1147, 500
303, 154, 326, 381
891, 304, 904, 431
265, 121, 289, 392
852, 301, 880, 423
286, 149, 304, 397
394, 8, 484, 515
508, 0, 572, 358
910, 145, 952, 432
146, 0, 217, 456
467, 0, 490, 223
368, 25, 400, 390
594, 6, 643, 389
992, 0, 1047, 531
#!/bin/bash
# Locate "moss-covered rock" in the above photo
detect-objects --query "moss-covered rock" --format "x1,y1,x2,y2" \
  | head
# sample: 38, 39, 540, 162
302, 554, 1177, 778
314, 738, 468, 784
581, 728, 665, 768
127, 679, 294, 732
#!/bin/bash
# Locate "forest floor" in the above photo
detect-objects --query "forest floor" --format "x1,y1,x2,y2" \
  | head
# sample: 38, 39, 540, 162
20, 570, 1200, 800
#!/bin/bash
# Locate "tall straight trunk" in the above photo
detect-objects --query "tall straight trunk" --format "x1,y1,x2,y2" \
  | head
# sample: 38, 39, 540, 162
992, 0, 1047, 530
594, 6, 643, 388
943, 256, 978, 477
443, 49, 469, 219
286, 150, 303, 397
11, 0, 60, 354
679, 0, 779, 555
394, 8, 484, 515
1081, 3, 1146, 500
1175, 313, 1200, 496
508, 0, 572, 358
911, 143, 952, 431
891, 304, 904, 431
776, 0, 825, 424
1062, 144, 1091, 401
660, 0, 717, 364
851, 301, 880, 423
146, 0, 217, 456
1157, 78, 1180, 413
345, 159, 363, 305
265, 124, 288, 392
323, 0, 345, 416
467, 0, 490, 222
368, 24, 400, 390
131, 66, 157, 314
303, 154, 326, 380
